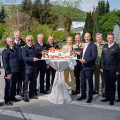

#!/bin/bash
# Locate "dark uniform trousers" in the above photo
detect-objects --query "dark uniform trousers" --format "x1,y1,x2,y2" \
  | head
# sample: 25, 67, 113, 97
80, 69, 93, 98
74, 61, 81, 92
24, 69, 36, 99
117, 74, 120, 99
5, 72, 19, 102
46, 67, 56, 89
103, 69, 117, 102
35, 61, 46, 92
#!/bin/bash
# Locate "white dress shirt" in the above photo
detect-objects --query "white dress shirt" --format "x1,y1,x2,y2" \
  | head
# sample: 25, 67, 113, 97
15, 39, 21, 45
108, 42, 115, 48
82, 42, 90, 59
38, 42, 43, 46
27, 44, 32, 47
76, 43, 81, 47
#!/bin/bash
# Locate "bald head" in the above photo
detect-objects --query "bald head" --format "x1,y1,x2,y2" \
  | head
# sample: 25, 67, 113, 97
75, 34, 81, 44
84, 33, 91, 43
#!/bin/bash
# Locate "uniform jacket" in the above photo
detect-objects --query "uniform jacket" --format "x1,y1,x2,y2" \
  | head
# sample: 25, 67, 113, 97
22, 45, 36, 71
80, 42, 97, 71
46, 42, 59, 50
73, 42, 84, 59
101, 42, 120, 72
34, 42, 47, 59
2, 46, 20, 75
14, 39, 26, 72
94, 41, 107, 65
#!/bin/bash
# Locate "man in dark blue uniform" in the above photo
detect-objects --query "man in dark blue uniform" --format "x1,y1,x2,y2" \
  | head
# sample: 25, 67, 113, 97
14, 30, 26, 96
34, 34, 48, 94
100, 32, 120, 105
77, 33, 97, 103
2, 36, 20, 105
22, 35, 39, 102
46, 36, 59, 91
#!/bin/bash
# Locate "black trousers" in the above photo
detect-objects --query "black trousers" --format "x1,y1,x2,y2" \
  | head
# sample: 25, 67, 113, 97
35, 61, 46, 92
17, 71, 25, 94
103, 69, 117, 102
80, 69, 94, 99
4, 72, 19, 102
46, 66, 56, 89
74, 61, 81, 91
24, 69, 36, 99
117, 74, 120, 99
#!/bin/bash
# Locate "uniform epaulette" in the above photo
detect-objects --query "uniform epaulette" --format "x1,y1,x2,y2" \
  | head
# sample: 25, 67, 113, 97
21, 46, 24, 48
5, 48, 8, 49
24, 45, 26, 47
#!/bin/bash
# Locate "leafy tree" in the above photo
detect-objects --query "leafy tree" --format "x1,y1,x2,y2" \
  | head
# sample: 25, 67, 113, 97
52, 0, 82, 37
99, 10, 120, 41
31, 0, 42, 23
21, 0, 32, 15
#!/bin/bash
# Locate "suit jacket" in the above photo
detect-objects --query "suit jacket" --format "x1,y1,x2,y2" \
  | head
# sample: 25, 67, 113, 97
80, 42, 97, 71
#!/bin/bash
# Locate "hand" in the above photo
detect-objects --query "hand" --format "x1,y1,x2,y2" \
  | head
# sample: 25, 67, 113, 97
33, 58, 39, 62
100, 69, 103, 73
76, 52, 80, 55
116, 72, 120, 75
46, 65, 50, 69
79, 59, 86, 63
7, 74, 12, 80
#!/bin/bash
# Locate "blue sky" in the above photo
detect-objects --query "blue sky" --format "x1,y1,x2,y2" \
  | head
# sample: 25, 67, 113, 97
0, 0, 119, 12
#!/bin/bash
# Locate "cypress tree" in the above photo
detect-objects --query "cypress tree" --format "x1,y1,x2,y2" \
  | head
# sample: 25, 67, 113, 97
100, 0, 106, 16
0, 6, 6, 21
82, 12, 93, 41
106, 0, 110, 13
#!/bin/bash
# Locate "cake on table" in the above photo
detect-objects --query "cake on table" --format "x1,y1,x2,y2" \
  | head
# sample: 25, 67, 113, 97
42, 47, 77, 60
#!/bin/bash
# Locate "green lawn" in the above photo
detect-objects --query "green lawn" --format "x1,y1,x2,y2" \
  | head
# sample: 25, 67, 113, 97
0, 44, 7, 48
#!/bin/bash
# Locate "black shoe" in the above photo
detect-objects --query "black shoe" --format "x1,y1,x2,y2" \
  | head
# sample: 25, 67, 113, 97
77, 96, 86, 101
17, 92, 23, 96
101, 98, 109, 102
24, 98, 30, 102
116, 99, 120, 102
71, 90, 75, 95
40, 91, 49, 94
87, 98, 92, 103
30, 96, 38, 99
11, 98, 20, 102
93, 91, 98, 95
0, 102, 3, 106
46, 87, 50, 92
73, 90, 80, 95
102, 93, 105, 98
5, 101, 13, 106
109, 101, 114, 105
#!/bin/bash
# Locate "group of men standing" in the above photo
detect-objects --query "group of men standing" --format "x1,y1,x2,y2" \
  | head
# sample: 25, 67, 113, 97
0, 30, 120, 106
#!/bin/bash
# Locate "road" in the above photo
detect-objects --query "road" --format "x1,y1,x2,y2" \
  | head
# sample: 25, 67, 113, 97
0, 47, 120, 120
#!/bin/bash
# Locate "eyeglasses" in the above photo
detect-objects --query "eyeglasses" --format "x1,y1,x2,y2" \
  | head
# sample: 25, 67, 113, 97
27, 39, 33, 41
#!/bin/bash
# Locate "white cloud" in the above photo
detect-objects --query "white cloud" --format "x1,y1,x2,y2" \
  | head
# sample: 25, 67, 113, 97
80, 0, 99, 12
50, 0, 106, 12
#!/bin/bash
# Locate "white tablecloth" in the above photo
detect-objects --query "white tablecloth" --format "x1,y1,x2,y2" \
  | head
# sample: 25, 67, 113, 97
46, 60, 76, 104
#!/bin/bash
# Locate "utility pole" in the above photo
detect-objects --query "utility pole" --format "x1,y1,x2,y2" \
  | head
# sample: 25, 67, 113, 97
17, 6, 19, 30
